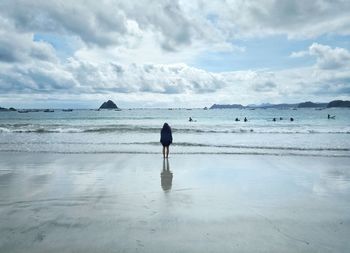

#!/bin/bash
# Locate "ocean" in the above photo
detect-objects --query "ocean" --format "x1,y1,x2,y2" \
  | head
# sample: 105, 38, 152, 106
0, 108, 349, 157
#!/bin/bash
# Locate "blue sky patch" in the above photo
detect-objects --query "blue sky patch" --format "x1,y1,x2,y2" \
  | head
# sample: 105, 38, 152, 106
194, 35, 350, 72
33, 33, 77, 59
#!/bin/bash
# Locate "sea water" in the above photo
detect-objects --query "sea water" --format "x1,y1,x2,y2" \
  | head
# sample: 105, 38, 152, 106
0, 108, 349, 157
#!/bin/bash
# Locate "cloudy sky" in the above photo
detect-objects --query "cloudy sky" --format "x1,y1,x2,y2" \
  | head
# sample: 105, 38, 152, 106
0, 0, 350, 108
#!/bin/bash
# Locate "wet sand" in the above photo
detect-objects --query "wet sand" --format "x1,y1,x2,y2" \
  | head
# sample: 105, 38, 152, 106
0, 152, 349, 253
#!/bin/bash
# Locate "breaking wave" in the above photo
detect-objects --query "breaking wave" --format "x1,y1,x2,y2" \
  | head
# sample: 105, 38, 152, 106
1, 124, 350, 134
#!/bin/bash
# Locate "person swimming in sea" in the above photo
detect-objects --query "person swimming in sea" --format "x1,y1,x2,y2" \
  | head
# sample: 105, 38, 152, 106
328, 114, 335, 119
244, 117, 248, 122
189, 117, 193, 122
160, 123, 173, 158
290, 117, 294, 121
235, 118, 240, 122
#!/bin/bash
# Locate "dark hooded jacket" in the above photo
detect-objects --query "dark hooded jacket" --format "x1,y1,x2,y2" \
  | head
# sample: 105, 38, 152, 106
160, 123, 172, 145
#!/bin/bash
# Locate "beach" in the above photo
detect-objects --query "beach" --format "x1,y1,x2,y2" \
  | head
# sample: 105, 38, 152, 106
1, 1, 350, 251
1, 152, 349, 253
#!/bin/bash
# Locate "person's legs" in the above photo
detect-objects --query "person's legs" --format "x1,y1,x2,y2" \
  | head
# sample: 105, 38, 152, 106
162, 146, 166, 158
166, 145, 169, 158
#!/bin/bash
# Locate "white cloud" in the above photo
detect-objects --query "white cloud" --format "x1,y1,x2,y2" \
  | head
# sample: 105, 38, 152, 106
0, 0, 206, 51
1, 0, 350, 51
290, 43, 350, 69
0, 17, 58, 63
0, 0, 129, 47
201, 0, 350, 39
2, 46, 350, 107
309, 43, 350, 69
290, 51, 308, 58
0, 1, 350, 107
1, 56, 349, 107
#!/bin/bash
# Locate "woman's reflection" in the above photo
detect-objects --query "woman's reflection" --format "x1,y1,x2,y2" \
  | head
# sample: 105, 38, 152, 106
161, 158, 173, 192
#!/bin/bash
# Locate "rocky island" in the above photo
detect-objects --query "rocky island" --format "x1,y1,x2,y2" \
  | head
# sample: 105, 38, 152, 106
99, 100, 119, 110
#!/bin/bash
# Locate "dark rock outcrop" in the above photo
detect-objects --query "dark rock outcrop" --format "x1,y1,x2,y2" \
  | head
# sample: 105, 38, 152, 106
99, 100, 119, 109
0, 106, 16, 111
327, 100, 350, 108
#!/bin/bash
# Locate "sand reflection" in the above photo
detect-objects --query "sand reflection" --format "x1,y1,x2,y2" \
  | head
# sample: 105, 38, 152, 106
161, 158, 173, 192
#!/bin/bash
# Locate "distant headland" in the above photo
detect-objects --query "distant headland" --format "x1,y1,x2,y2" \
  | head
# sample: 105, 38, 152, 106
327, 100, 350, 108
210, 100, 350, 109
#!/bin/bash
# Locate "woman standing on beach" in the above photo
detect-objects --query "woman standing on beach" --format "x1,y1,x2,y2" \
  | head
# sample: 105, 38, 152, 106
160, 123, 172, 158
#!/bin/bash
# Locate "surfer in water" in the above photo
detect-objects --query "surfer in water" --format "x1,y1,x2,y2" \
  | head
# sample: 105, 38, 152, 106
160, 123, 173, 158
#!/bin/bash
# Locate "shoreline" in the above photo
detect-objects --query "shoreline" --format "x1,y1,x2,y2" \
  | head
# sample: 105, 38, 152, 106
0, 150, 349, 158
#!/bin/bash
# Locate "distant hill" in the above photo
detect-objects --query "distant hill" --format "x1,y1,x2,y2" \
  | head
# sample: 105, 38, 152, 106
327, 100, 350, 108
209, 100, 350, 109
99, 100, 118, 109
247, 103, 272, 108
258, 103, 298, 109
298, 101, 327, 108
210, 104, 243, 109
